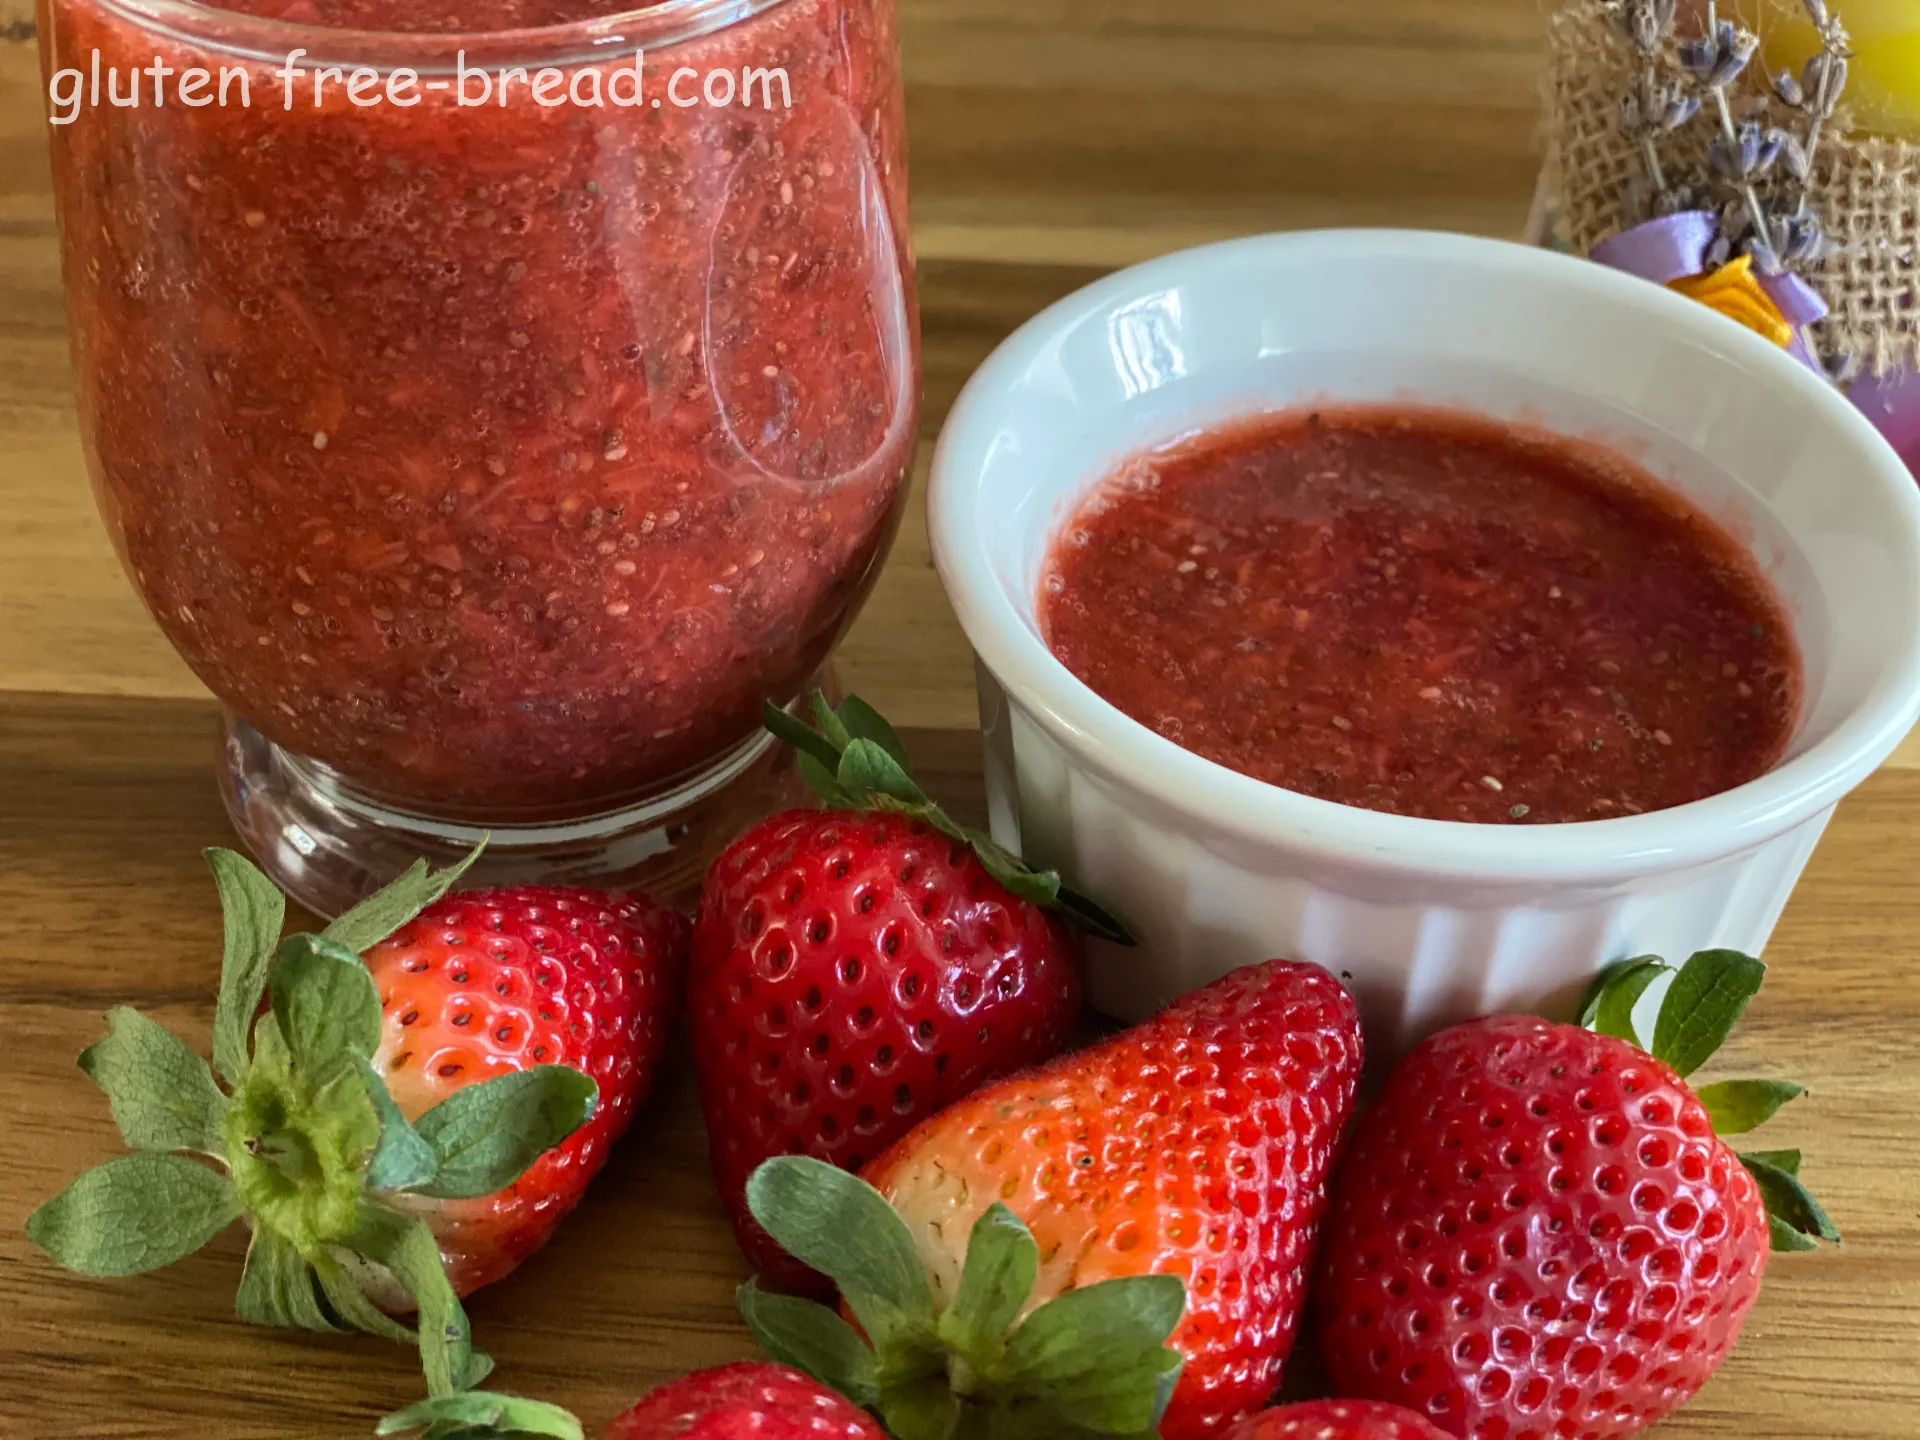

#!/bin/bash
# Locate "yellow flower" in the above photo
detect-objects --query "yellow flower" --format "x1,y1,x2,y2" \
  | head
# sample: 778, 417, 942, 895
1668, 256, 1795, 350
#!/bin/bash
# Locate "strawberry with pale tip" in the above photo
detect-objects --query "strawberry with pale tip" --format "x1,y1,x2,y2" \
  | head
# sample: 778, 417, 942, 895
732, 959, 1365, 1440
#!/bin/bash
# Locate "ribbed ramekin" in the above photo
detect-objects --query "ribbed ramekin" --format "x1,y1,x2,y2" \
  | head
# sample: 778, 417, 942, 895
929, 230, 1920, 1051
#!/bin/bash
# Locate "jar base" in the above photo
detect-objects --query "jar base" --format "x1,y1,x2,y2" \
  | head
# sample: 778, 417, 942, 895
218, 698, 815, 917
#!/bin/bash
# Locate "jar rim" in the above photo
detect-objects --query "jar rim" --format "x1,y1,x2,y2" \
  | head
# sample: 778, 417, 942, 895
87, 0, 797, 70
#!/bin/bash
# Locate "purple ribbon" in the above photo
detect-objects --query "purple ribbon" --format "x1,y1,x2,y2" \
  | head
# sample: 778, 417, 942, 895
1758, 270, 1829, 328
1750, 270, 1830, 371
1850, 369, 1920, 473
1590, 211, 1720, 284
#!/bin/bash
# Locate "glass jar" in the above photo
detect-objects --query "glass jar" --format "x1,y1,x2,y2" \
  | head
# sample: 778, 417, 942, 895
40, 0, 918, 909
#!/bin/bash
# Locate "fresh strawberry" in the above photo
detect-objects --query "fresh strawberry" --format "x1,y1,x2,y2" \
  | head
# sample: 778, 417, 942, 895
364, 884, 688, 1296
604, 1362, 890, 1439
730, 960, 1364, 1440
691, 692, 1125, 1285
376, 1362, 886, 1440
26, 845, 673, 1400
1315, 950, 1837, 1440
1222, 1399, 1454, 1438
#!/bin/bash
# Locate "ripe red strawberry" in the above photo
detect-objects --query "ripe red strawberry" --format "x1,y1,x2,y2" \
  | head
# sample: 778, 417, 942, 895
732, 960, 1364, 1440
1222, 1399, 1454, 1438
377, 1361, 883, 1440
691, 693, 1124, 1285
365, 885, 689, 1295
604, 1362, 888, 1439
1315, 951, 1836, 1440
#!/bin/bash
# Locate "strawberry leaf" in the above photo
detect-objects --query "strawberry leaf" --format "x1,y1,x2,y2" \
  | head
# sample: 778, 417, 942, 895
1744, 1147, 1802, 1174
763, 699, 843, 772
737, 1278, 881, 1406
250, 1010, 294, 1081
938, 1203, 1039, 1368
961, 832, 1135, 945
810, 691, 854, 752
235, 1226, 338, 1331
968, 831, 1061, 905
1739, 1151, 1840, 1247
799, 751, 862, 808
836, 694, 913, 769
357, 1056, 440, 1193
411, 1065, 597, 1200
1576, 956, 1670, 1045
461, 1348, 497, 1393
1650, 949, 1765, 1077
312, 1251, 418, 1343
839, 738, 929, 807
207, 847, 287, 1088
79, 1006, 228, 1157
27, 1153, 242, 1277
874, 1379, 964, 1440
322, 841, 486, 957
1001, 1275, 1186, 1433
271, 932, 384, 1077
346, 1201, 477, 1398
376, 1393, 584, 1440
746, 1155, 937, 1351
1695, 1078, 1804, 1134
1047, 886, 1135, 946
1767, 1215, 1821, 1253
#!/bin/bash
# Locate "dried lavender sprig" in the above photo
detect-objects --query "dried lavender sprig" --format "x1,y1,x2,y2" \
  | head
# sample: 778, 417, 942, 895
1794, 21, 1853, 199
1689, 5, 1782, 271
1767, 0, 1852, 360
1606, 0, 1688, 216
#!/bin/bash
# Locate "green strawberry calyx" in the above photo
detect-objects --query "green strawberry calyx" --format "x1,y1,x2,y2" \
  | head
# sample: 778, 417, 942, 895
25, 843, 601, 1398
1578, 948, 1841, 1254
375, 1391, 584, 1440
734, 1155, 1186, 1440
764, 691, 1135, 945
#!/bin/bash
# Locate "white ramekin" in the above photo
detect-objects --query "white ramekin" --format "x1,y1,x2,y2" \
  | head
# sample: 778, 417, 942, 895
928, 230, 1920, 1052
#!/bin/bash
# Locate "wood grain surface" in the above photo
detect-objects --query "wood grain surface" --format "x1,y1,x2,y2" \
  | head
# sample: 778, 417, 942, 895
2, 0, 1918, 1434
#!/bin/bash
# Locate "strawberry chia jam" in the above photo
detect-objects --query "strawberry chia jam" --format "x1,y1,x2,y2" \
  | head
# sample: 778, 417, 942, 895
42, 0, 916, 817
1040, 407, 1802, 825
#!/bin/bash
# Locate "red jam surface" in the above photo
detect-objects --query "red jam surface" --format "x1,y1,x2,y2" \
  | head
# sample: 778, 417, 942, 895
46, 0, 916, 816
1039, 407, 1802, 825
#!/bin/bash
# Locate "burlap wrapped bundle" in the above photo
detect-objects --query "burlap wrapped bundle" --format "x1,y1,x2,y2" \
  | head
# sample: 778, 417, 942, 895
1542, 0, 1920, 375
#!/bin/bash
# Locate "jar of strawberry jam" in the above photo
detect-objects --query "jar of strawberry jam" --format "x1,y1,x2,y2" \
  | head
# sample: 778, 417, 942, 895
41, 0, 917, 908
